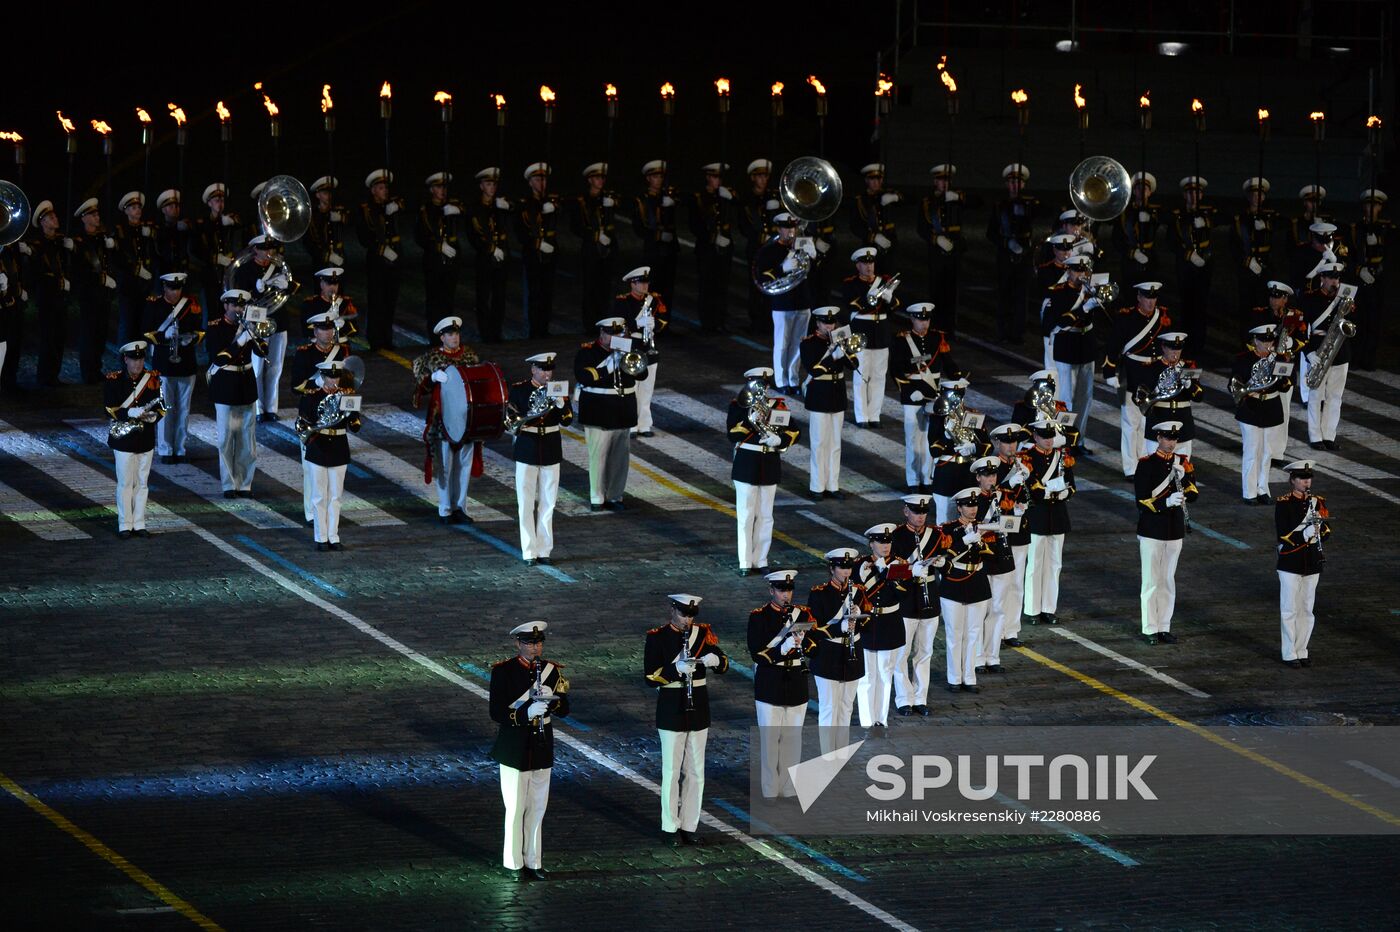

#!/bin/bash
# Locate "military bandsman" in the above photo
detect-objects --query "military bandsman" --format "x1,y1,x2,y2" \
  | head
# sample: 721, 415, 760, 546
466, 167, 511, 343
509, 352, 573, 566
748, 569, 814, 799
27, 200, 68, 387
631, 160, 680, 304
573, 317, 637, 511
412, 316, 482, 525
570, 162, 618, 333
1106, 281, 1171, 476
917, 163, 964, 335
1231, 177, 1276, 317
890, 494, 942, 715
1114, 171, 1161, 282
112, 190, 157, 346
1021, 419, 1076, 626
414, 171, 464, 332
849, 163, 900, 271
801, 306, 858, 500
516, 163, 560, 339
1275, 461, 1331, 667
990, 424, 1032, 650
71, 198, 117, 384
755, 213, 814, 393
1299, 262, 1352, 452
934, 486, 995, 692
689, 163, 736, 332
142, 272, 203, 463
1348, 189, 1389, 370
972, 456, 1019, 674
304, 176, 347, 270
985, 163, 1036, 344
1041, 253, 1099, 446
104, 340, 164, 538
1135, 421, 1199, 644
728, 366, 799, 577
889, 302, 955, 492
806, 549, 872, 754
1233, 324, 1291, 504
355, 169, 404, 350
1138, 332, 1203, 458
612, 266, 669, 438
298, 266, 358, 336
231, 235, 292, 423
928, 378, 991, 523
153, 189, 190, 281
205, 289, 267, 497
1171, 176, 1215, 354
297, 358, 361, 551
290, 314, 352, 397
842, 246, 902, 427
855, 523, 909, 729
191, 182, 241, 314
739, 158, 778, 333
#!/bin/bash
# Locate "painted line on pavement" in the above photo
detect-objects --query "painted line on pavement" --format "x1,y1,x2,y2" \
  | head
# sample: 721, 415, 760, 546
712, 798, 869, 882
234, 535, 348, 597
1047, 627, 1212, 699
450, 522, 577, 584
991, 791, 1140, 868
1346, 760, 1400, 789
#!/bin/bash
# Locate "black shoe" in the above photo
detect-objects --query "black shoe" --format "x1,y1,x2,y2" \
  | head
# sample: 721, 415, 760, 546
160, 455, 176, 465
829, 490, 847, 501
1157, 631, 1178, 644
306, 518, 315, 527
1323, 439, 1340, 451
236, 490, 253, 499
1299, 657, 1312, 667
1002, 637, 1023, 648
449, 510, 471, 525
118, 530, 133, 540
896, 705, 914, 716
639, 431, 655, 438
134, 529, 151, 539
974, 665, 988, 675
736, 567, 752, 577
1309, 441, 1326, 451
257, 413, 273, 423
679, 829, 703, 846
316, 542, 329, 552
1025, 613, 1039, 626
915, 705, 930, 716
1144, 633, 1157, 645
223, 490, 238, 499
524, 558, 537, 566
946, 683, 959, 693
536, 558, 552, 566
808, 490, 825, 502
523, 867, 549, 881
986, 664, 1004, 674
605, 500, 625, 511
589, 503, 604, 512
329, 542, 344, 551
960, 684, 981, 693
1283, 658, 1302, 668
663, 831, 680, 846
1256, 494, 1271, 504
504, 867, 523, 882
1041, 613, 1058, 625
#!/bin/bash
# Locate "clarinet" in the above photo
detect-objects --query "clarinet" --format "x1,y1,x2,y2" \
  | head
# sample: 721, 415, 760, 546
678, 627, 695, 711
1304, 493, 1325, 563
530, 658, 547, 735
842, 585, 857, 661
1169, 454, 1192, 535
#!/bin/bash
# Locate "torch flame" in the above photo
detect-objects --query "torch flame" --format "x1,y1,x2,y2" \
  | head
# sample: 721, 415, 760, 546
1367, 115, 1382, 128
771, 81, 784, 97
876, 74, 894, 97
1073, 83, 1086, 110
1011, 89, 1028, 105
605, 83, 618, 98
0, 131, 22, 143
91, 120, 112, 135
1309, 110, 1325, 121
660, 82, 675, 99
380, 82, 392, 100
167, 103, 187, 125
1258, 108, 1270, 121
136, 107, 152, 124
57, 111, 76, 134
1139, 91, 1151, 108
321, 85, 333, 113
938, 54, 947, 70
434, 91, 453, 105
940, 69, 957, 94
253, 82, 263, 91
493, 93, 507, 109
216, 101, 231, 122
539, 85, 556, 104
806, 75, 827, 96
262, 95, 279, 118
1191, 98, 1204, 113
715, 77, 730, 95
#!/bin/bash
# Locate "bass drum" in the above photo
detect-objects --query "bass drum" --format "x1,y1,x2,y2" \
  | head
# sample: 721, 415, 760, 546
439, 361, 509, 444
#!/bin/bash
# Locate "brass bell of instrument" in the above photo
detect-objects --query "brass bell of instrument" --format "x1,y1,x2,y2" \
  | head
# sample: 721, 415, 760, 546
779, 156, 844, 223
0, 180, 32, 247
1069, 156, 1132, 222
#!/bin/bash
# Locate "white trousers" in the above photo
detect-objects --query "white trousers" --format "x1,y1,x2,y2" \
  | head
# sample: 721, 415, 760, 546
1023, 533, 1065, 615
252, 330, 288, 417
772, 309, 810, 388
658, 727, 708, 833
1042, 336, 1054, 373
893, 616, 940, 707
933, 493, 951, 524
1239, 423, 1272, 499
940, 597, 987, 686
1297, 350, 1312, 405
982, 571, 1015, 664
214, 402, 257, 492
1003, 544, 1028, 638
857, 646, 899, 727
853, 347, 889, 424
807, 410, 843, 493
1306, 362, 1347, 443
584, 426, 630, 504
307, 462, 346, 543
902, 403, 934, 486
1120, 402, 1146, 476
1054, 360, 1093, 439
734, 480, 776, 570
515, 462, 560, 560
499, 764, 551, 870
814, 676, 859, 755
435, 439, 473, 517
113, 449, 152, 531
156, 375, 194, 457
1267, 387, 1294, 463
1139, 536, 1183, 634
755, 700, 807, 798
1279, 570, 1319, 661
301, 453, 314, 522
633, 362, 658, 434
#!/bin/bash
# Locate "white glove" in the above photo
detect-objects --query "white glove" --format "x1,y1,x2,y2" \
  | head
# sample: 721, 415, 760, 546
714, 234, 731, 249
601, 353, 617, 371
831, 344, 846, 359
383, 201, 400, 216
700, 653, 721, 669
1013, 502, 1027, 516
538, 241, 555, 255
553, 396, 566, 408
1306, 352, 1320, 368
602, 196, 615, 208
430, 368, 449, 383
674, 660, 697, 677
329, 210, 345, 223
781, 254, 799, 272
874, 233, 893, 250
661, 195, 675, 208
1188, 250, 1206, 268
874, 557, 887, 571
936, 234, 954, 253
1132, 248, 1149, 265
1360, 268, 1376, 285
270, 273, 289, 290
104, 236, 116, 248
492, 247, 505, 262
962, 528, 982, 546
1007, 239, 1023, 255
782, 633, 803, 653
956, 441, 975, 457
1165, 491, 1185, 507
526, 700, 550, 719
1106, 375, 1120, 389
0, 272, 7, 291
126, 406, 144, 419
881, 192, 901, 206
1193, 216, 1207, 229
494, 198, 511, 210
1083, 297, 1102, 312
1006, 470, 1025, 488
17, 241, 31, 256
911, 563, 929, 578
814, 238, 830, 254
659, 231, 674, 242
717, 186, 733, 201
1303, 524, 1318, 541
164, 324, 179, 340
1171, 462, 1186, 479
909, 390, 924, 402
541, 201, 555, 215
798, 238, 817, 258
442, 204, 460, 216
236, 328, 252, 346
1247, 257, 1263, 275
221, 215, 236, 227
598, 232, 611, 247
62, 237, 74, 251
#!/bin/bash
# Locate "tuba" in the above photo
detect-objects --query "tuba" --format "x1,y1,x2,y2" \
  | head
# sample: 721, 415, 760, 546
224, 175, 312, 319
0, 181, 32, 247
754, 157, 844, 296
1069, 156, 1132, 222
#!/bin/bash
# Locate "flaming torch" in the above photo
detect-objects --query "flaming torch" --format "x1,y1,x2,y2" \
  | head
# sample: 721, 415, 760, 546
136, 107, 153, 203
1073, 83, 1088, 157
875, 72, 894, 164
493, 93, 507, 173
1011, 88, 1029, 163
1191, 98, 1205, 186
1256, 108, 1270, 196
260, 91, 280, 170
1367, 114, 1383, 197
807, 75, 828, 156
216, 101, 232, 189
660, 82, 675, 161
379, 81, 392, 171
92, 120, 113, 215
321, 85, 335, 187
715, 77, 730, 163
1310, 110, 1326, 199
0, 131, 21, 186
168, 103, 187, 199
1137, 91, 1151, 184
435, 91, 453, 191
57, 111, 77, 233
605, 83, 619, 161
540, 85, 557, 162
770, 81, 783, 156
939, 58, 959, 169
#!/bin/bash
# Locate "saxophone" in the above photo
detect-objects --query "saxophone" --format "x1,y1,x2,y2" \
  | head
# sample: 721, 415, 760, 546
1229, 352, 1280, 406
1304, 293, 1357, 390
1134, 361, 1188, 414
504, 384, 551, 435
109, 397, 166, 440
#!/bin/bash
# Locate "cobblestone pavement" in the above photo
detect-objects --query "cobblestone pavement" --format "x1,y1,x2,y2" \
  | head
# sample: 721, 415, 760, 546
3, 214, 1399, 930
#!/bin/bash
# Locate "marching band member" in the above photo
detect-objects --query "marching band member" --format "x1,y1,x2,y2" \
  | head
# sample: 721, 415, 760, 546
986, 163, 1036, 344
27, 200, 68, 388
890, 302, 955, 492
756, 213, 813, 393
1021, 419, 1076, 626
849, 163, 900, 271
104, 341, 164, 539
689, 163, 736, 333
71, 198, 117, 384
1036, 234, 1077, 370
299, 267, 358, 336
1349, 189, 1390, 370
192, 182, 241, 315
1139, 332, 1203, 458
645, 594, 728, 845
613, 267, 669, 438
232, 235, 293, 423
748, 569, 814, 799
205, 289, 267, 498
1275, 461, 1331, 668
1041, 253, 1099, 448
1290, 186, 1333, 286
935, 487, 995, 692
928, 377, 991, 523
1010, 370, 1077, 449
509, 352, 573, 566
298, 359, 361, 551
466, 167, 511, 343
1105, 282, 1170, 477
1135, 421, 1199, 645
972, 456, 1018, 674
142, 272, 203, 464
1171, 176, 1215, 354
490, 621, 570, 881
355, 169, 404, 350
1247, 282, 1306, 464
0, 240, 22, 392
304, 176, 347, 270
632, 160, 680, 307
917, 163, 963, 336
112, 191, 156, 346
153, 189, 191, 282
1297, 221, 1339, 295
412, 316, 482, 525
728, 366, 799, 577
806, 549, 872, 753
855, 524, 909, 729
1300, 262, 1352, 452
291, 314, 352, 396
571, 162, 617, 334
516, 162, 561, 340
415, 171, 464, 333
991, 424, 1031, 649
891, 494, 941, 715
574, 317, 638, 511
1232, 177, 1277, 317
1233, 324, 1291, 504
800, 307, 857, 500
739, 158, 777, 333
1114, 171, 1161, 282
842, 246, 902, 427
